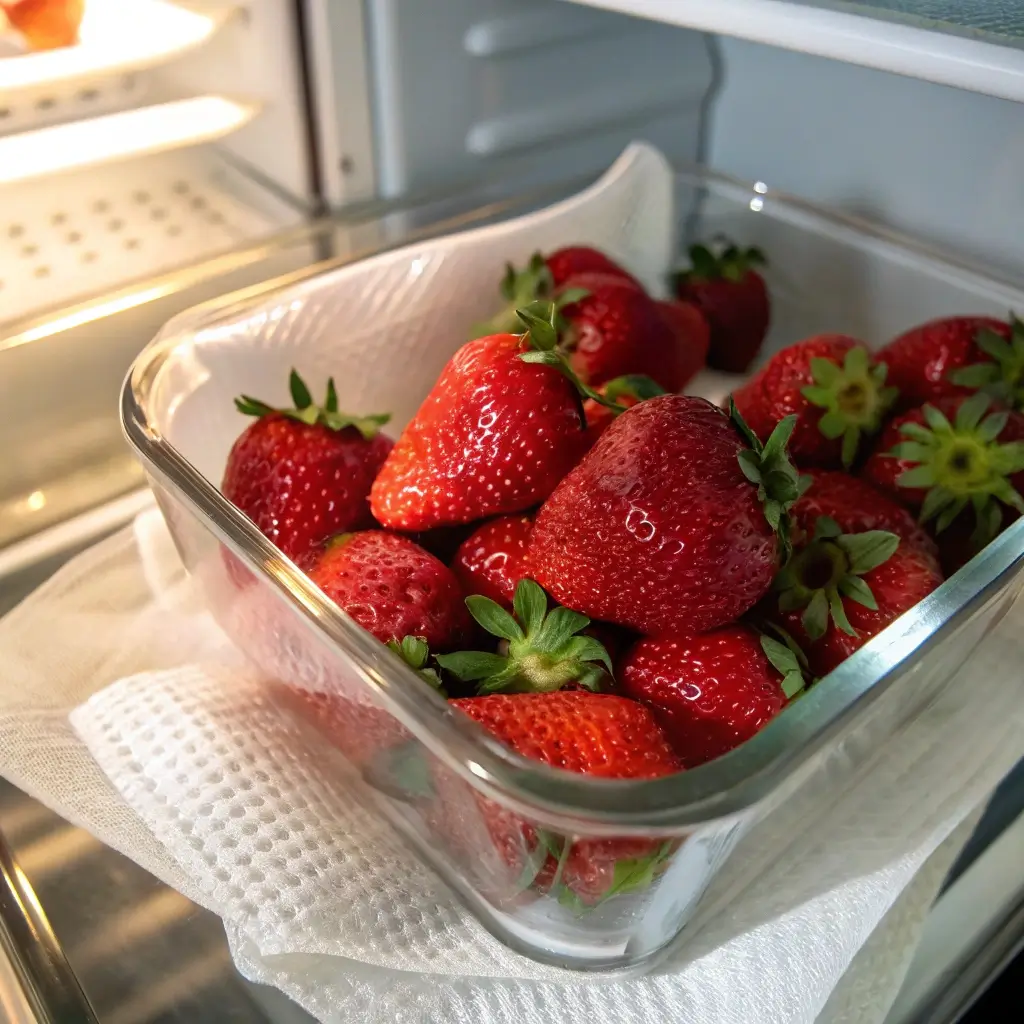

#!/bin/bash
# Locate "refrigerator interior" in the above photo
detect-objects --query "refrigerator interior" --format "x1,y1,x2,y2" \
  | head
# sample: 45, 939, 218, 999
1, 0, 1024, 1017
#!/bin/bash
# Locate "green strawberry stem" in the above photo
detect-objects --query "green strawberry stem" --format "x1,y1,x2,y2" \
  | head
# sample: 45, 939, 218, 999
472, 252, 591, 339
674, 240, 767, 285
890, 392, 1024, 548
730, 401, 801, 561
602, 375, 667, 403
800, 346, 898, 468
386, 635, 446, 694
234, 368, 390, 439
435, 579, 612, 694
950, 314, 1024, 410
774, 516, 900, 641
759, 633, 808, 700
516, 301, 622, 413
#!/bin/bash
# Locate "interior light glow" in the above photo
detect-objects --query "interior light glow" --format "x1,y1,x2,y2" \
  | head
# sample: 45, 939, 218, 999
0, 0, 223, 92
0, 96, 257, 187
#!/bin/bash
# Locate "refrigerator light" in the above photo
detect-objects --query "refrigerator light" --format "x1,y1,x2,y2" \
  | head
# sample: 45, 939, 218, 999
0, 96, 257, 186
0, 0, 222, 92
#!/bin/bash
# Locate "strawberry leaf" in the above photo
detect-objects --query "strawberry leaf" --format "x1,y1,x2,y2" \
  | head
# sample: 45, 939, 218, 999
603, 375, 666, 403
760, 635, 806, 699
386, 636, 445, 691
444, 580, 611, 695
234, 369, 390, 438
835, 530, 900, 574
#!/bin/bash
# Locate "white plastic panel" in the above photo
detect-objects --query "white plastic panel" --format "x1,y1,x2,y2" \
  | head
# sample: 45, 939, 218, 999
564, 0, 1024, 102
708, 37, 1024, 278
365, 0, 712, 197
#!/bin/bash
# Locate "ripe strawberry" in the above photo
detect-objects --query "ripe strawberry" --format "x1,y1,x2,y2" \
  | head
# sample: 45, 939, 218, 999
525, 396, 800, 636
437, 579, 613, 694
478, 248, 641, 335
450, 691, 681, 904
546, 246, 641, 290
731, 335, 898, 468
370, 305, 593, 531
673, 242, 770, 373
620, 627, 805, 767
862, 394, 1024, 567
774, 516, 942, 677
583, 374, 665, 441
794, 470, 939, 563
222, 370, 391, 563
876, 315, 1021, 410
654, 298, 711, 386
305, 531, 472, 651
451, 515, 533, 609
559, 273, 695, 392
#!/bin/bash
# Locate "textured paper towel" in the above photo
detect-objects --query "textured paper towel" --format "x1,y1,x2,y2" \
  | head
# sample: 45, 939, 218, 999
0, 508, 1021, 1023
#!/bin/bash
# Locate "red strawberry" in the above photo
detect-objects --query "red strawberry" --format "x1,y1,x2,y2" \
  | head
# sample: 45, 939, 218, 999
525, 395, 800, 636
436, 579, 614, 694
862, 394, 1024, 567
478, 248, 641, 335
794, 470, 939, 564
305, 531, 472, 651
559, 273, 693, 392
222, 370, 391, 562
876, 315, 1020, 410
451, 515, 532, 609
620, 627, 805, 767
774, 516, 943, 677
370, 307, 592, 531
583, 374, 666, 441
546, 246, 641, 290
654, 299, 710, 387
673, 242, 770, 373
450, 691, 681, 904
731, 335, 897, 468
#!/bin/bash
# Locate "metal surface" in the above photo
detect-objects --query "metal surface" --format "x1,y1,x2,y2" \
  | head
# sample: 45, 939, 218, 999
0, 818, 98, 1023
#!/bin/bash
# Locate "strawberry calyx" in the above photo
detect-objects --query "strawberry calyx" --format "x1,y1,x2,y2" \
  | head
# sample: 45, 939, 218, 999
234, 369, 390, 440
758, 631, 808, 700
800, 346, 898, 467
889, 393, 1024, 547
949, 314, 1024, 410
516, 301, 621, 414
473, 252, 589, 338
730, 401, 801, 560
602, 374, 667, 403
674, 240, 766, 286
774, 516, 900, 641
435, 579, 612, 694
554, 839, 676, 913
385, 635, 445, 694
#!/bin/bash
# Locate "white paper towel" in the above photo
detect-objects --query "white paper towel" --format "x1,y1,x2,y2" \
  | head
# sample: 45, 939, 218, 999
0, 506, 1021, 1023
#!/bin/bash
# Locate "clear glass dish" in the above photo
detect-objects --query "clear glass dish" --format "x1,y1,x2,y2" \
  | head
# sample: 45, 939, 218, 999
121, 150, 1024, 974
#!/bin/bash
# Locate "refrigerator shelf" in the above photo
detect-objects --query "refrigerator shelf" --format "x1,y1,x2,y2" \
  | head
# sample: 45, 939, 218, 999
0, 148, 298, 327
565, 0, 1024, 102
0, 0, 227, 98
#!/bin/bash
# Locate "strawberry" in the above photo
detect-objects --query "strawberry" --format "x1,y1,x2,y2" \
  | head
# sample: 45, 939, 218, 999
436, 579, 613, 694
620, 627, 805, 767
794, 470, 939, 564
370, 305, 595, 531
305, 531, 472, 651
731, 335, 898, 468
222, 370, 391, 563
582, 374, 665, 441
862, 394, 1024, 567
478, 248, 641, 335
546, 246, 641, 290
673, 241, 770, 373
559, 273, 695, 392
654, 298, 711, 387
773, 516, 942, 677
876, 315, 1021, 410
451, 515, 533, 609
525, 396, 800, 636
449, 691, 681, 905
